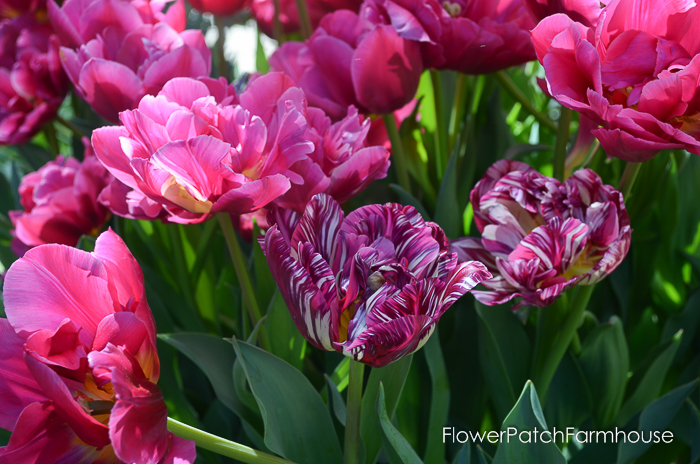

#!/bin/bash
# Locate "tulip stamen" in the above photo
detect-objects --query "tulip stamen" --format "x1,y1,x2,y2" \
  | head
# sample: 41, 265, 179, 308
442, 1, 462, 17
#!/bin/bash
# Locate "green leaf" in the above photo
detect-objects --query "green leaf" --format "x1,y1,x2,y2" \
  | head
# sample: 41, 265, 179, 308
255, 30, 270, 73
158, 333, 263, 433
475, 302, 532, 421
452, 444, 471, 464
618, 380, 698, 464
232, 338, 343, 464
75, 235, 96, 252
423, 332, 450, 463
578, 316, 630, 428
389, 184, 431, 220
361, 354, 413, 464
476, 446, 493, 464
662, 290, 700, 362
253, 220, 276, 313
265, 291, 306, 371
492, 381, 566, 464
376, 383, 424, 464
325, 375, 346, 426
688, 400, 700, 464
543, 353, 592, 430
617, 331, 683, 426
434, 143, 461, 239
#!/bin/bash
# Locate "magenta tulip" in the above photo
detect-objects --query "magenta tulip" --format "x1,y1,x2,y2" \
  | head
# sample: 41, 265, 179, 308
48, 0, 210, 123
9, 139, 112, 256
0, 230, 196, 464
261, 193, 491, 367
361, 0, 536, 74
450, 160, 631, 308
0, 0, 46, 17
270, 10, 423, 118
531, 0, 700, 161
523, 0, 601, 26
252, 0, 362, 36
0, 14, 67, 145
188, 0, 250, 16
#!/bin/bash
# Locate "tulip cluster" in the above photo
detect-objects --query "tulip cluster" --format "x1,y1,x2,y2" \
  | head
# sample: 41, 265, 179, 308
93, 73, 389, 223
10, 140, 112, 256
252, 0, 363, 36
261, 194, 491, 367
451, 160, 631, 308
0, 230, 195, 463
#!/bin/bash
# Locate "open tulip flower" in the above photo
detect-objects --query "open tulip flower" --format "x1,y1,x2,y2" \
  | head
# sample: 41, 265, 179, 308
0, 0, 46, 17
251, 0, 362, 36
451, 160, 631, 309
360, 0, 536, 75
188, 0, 250, 16
93, 73, 389, 223
523, 0, 601, 26
0, 13, 67, 145
9, 139, 112, 256
532, 0, 700, 161
0, 230, 195, 464
261, 193, 491, 367
48, 0, 211, 123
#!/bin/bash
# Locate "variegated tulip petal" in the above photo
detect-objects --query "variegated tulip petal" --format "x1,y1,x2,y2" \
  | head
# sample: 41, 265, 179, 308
291, 193, 344, 263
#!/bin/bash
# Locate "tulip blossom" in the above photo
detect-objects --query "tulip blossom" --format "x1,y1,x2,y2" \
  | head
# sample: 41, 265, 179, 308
261, 193, 491, 367
9, 139, 112, 256
252, 0, 362, 36
531, 0, 700, 161
188, 0, 249, 16
523, 0, 602, 26
0, 14, 67, 145
93, 73, 389, 223
450, 160, 631, 308
269, 10, 423, 118
0, 230, 196, 464
0, 0, 46, 17
360, 0, 536, 75
48, 0, 211, 122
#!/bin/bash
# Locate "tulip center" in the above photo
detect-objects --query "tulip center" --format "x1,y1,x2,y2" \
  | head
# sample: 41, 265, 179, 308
160, 176, 213, 214
562, 245, 601, 281
338, 296, 361, 343
442, 1, 462, 17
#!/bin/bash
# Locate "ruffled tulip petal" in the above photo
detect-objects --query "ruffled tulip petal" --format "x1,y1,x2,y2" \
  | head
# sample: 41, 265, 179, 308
78, 59, 144, 123
291, 192, 345, 262
211, 175, 292, 215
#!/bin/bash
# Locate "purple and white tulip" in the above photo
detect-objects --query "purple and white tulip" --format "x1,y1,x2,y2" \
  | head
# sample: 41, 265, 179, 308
260, 193, 491, 367
451, 160, 631, 309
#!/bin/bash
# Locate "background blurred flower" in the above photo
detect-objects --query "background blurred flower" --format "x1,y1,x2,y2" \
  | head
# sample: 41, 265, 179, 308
361, 0, 536, 74
252, 0, 362, 36
48, 0, 210, 122
523, 0, 602, 26
0, 230, 196, 464
0, 13, 67, 145
9, 139, 112, 256
270, 10, 423, 118
531, 0, 700, 161
188, 0, 250, 16
0, 0, 46, 17
451, 160, 631, 308
261, 193, 490, 367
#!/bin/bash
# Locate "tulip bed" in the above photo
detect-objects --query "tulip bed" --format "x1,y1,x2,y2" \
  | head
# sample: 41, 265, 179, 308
0, 0, 699, 463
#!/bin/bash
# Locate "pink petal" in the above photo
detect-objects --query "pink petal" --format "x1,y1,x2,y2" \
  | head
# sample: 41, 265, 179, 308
78, 59, 144, 123
211, 174, 291, 215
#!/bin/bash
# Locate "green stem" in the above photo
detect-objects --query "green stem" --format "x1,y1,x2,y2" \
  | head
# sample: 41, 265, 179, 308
381, 113, 411, 194
167, 418, 294, 464
449, 73, 468, 153
344, 360, 365, 464
294, 0, 313, 39
430, 70, 448, 178
167, 225, 197, 311
553, 107, 572, 181
44, 123, 59, 155
217, 213, 270, 350
618, 161, 642, 201
536, 285, 595, 401
531, 294, 568, 381
55, 115, 89, 138
215, 17, 228, 80
494, 71, 557, 132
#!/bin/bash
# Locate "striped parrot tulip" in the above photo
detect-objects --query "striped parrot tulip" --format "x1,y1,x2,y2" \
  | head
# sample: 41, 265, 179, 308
261, 194, 491, 367
451, 160, 631, 309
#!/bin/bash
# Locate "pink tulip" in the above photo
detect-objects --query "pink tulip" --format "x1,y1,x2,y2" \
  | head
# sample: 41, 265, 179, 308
531, 0, 700, 161
261, 193, 491, 367
9, 139, 112, 256
188, 0, 250, 16
0, 14, 67, 145
48, 0, 210, 122
450, 160, 631, 308
251, 0, 362, 36
523, 0, 602, 26
270, 10, 423, 117
0, 0, 46, 17
93, 73, 389, 223
0, 230, 196, 464
361, 0, 536, 74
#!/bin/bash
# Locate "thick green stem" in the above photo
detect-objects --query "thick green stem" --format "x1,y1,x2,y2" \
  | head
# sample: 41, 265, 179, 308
531, 294, 568, 381
294, 0, 313, 39
167, 418, 294, 464
618, 161, 642, 200
536, 285, 595, 401
494, 71, 557, 132
382, 113, 411, 194
344, 360, 365, 464
553, 107, 572, 181
217, 213, 270, 350
215, 17, 228, 80
430, 70, 448, 178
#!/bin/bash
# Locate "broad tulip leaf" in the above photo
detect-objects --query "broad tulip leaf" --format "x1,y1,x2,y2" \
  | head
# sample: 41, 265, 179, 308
476, 446, 493, 464
475, 302, 532, 421
253, 221, 277, 313
662, 290, 700, 362
325, 375, 347, 426
423, 332, 450, 463
579, 317, 629, 428
376, 383, 424, 464
688, 400, 700, 464
492, 381, 566, 464
362, 354, 413, 464
618, 380, 698, 464
434, 143, 461, 239
452, 444, 471, 464
265, 291, 306, 371
389, 184, 431, 220
617, 331, 682, 426
543, 353, 592, 430
232, 339, 343, 464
